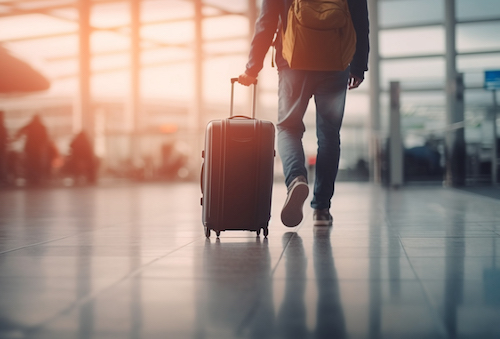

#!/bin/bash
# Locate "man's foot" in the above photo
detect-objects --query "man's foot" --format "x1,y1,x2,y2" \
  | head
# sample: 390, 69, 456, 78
313, 209, 333, 226
281, 176, 309, 227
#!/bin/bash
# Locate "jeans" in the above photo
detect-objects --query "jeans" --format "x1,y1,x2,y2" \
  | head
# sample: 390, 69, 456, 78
277, 67, 349, 210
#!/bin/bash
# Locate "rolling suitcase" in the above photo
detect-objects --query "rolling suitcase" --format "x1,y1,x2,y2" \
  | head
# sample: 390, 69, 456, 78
201, 78, 275, 238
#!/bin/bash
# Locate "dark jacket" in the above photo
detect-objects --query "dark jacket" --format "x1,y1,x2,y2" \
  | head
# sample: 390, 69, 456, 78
245, 0, 370, 79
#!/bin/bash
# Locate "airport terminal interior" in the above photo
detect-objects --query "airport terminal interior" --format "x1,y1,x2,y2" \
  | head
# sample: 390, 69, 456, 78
1, 0, 500, 338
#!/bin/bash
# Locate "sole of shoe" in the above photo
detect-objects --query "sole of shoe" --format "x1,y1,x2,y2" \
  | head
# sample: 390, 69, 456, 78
281, 182, 309, 227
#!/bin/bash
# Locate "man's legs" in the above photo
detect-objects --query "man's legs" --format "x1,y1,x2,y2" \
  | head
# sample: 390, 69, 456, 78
311, 69, 349, 211
277, 68, 312, 187
277, 69, 313, 226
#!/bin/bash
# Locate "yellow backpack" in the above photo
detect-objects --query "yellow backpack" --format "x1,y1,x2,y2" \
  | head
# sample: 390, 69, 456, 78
282, 0, 357, 71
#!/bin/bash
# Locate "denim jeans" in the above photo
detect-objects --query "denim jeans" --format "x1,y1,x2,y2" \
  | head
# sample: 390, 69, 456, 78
277, 67, 349, 210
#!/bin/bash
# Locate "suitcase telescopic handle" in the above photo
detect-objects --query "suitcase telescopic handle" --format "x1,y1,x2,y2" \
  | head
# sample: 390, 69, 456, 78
230, 77, 258, 118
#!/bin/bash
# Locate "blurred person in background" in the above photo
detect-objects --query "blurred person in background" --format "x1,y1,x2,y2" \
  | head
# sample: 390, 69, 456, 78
14, 114, 52, 186
160, 141, 188, 180
67, 131, 96, 184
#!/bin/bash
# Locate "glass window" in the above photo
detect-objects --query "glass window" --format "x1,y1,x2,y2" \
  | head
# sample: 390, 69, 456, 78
457, 22, 500, 53
380, 58, 446, 85
457, 0, 500, 21
380, 26, 444, 57
380, 0, 443, 28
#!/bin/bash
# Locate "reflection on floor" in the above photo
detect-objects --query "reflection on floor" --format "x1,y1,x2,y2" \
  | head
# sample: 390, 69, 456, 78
0, 182, 499, 338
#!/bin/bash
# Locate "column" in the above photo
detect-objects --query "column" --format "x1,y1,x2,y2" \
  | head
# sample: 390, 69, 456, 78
492, 90, 498, 185
368, 0, 381, 183
444, 0, 466, 186
389, 81, 403, 188
130, 0, 141, 164
78, 0, 92, 137
193, 0, 203, 147
130, 0, 141, 133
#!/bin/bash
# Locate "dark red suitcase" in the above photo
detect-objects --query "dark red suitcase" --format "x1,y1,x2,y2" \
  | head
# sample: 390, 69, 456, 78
201, 78, 275, 238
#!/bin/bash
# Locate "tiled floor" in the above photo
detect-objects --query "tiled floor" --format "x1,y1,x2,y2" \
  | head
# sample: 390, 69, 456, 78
1, 181, 500, 338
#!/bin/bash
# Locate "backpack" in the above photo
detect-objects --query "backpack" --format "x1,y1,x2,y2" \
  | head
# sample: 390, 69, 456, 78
282, 0, 357, 71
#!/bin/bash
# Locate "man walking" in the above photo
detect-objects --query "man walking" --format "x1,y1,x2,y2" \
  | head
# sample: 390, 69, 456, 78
238, 0, 369, 227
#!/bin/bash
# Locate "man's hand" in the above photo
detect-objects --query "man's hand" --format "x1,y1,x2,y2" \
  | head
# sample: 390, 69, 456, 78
238, 73, 257, 86
348, 73, 363, 90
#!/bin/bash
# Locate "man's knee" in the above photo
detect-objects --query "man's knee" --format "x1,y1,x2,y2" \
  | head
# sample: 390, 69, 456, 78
277, 121, 305, 137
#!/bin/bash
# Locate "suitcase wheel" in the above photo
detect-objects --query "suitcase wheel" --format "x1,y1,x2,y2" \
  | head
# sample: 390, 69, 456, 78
263, 227, 269, 238
204, 226, 211, 238
256, 229, 261, 236
215, 230, 221, 238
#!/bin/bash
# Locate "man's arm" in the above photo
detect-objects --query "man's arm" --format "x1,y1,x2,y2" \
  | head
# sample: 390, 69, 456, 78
239, 0, 281, 86
348, 0, 370, 89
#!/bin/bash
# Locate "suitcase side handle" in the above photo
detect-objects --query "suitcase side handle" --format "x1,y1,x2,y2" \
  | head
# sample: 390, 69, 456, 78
230, 78, 257, 119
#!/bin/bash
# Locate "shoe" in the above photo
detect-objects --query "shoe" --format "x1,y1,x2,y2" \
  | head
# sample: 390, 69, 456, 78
281, 176, 309, 227
313, 209, 333, 226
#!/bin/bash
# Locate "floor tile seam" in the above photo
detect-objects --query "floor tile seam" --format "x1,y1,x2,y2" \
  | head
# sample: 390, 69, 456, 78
86, 237, 203, 284
400, 255, 500, 259
399, 235, 500, 240
398, 234, 449, 337
21, 237, 203, 335
266, 277, 421, 282
408, 277, 489, 283
269, 231, 298, 277
0, 222, 132, 256
399, 255, 500, 259
399, 235, 499, 239
316, 255, 422, 258
453, 187, 500, 203
0, 233, 94, 256
123, 276, 275, 281
120, 275, 421, 282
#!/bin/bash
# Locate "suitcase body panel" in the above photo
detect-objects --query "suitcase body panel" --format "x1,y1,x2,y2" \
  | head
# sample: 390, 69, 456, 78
202, 117, 275, 234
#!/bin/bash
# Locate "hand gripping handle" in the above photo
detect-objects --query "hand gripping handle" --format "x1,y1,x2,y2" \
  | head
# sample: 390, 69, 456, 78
230, 78, 258, 118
